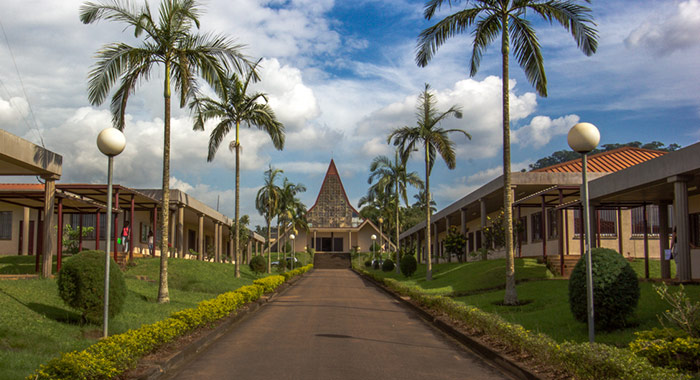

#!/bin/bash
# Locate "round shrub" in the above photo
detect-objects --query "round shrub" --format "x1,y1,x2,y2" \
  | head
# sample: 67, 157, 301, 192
372, 260, 380, 270
57, 250, 126, 324
249, 255, 267, 274
568, 248, 640, 330
400, 254, 418, 277
382, 259, 394, 272
364, 260, 372, 268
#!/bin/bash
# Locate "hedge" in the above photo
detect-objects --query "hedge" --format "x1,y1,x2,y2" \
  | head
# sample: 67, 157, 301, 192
28, 264, 313, 380
357, 268, 690, 380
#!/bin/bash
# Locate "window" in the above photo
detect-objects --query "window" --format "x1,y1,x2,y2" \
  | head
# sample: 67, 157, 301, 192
517, 216, 528, 245
67, 213, 106, 240
631, 205, 661, 236
140, 223, 150, 243
574, 209, 617, 237
547, 209, 558, 240
531, 212, 543, 242
0, 211, 12, 240
598, 209, 617, 236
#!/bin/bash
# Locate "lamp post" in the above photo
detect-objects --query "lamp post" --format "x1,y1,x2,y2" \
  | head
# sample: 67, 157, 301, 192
290, 233, 296, 269
371, 234, 377, 263
568, 122, 600, 343
378, 217, 384, 257
97, 127, 126, 338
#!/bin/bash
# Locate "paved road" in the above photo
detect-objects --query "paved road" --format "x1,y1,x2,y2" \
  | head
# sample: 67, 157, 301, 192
166, 269, 511, 380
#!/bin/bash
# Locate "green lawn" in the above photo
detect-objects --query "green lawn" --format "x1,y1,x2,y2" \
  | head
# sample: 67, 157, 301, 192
360, 258, 697, 347
0, 255, 60, 275
0, 256, 270, 380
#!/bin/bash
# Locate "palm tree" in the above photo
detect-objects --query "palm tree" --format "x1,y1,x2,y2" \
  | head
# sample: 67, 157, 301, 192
190, 59, 284, 278
278, 178, 306, 271
256, 165, 283, 273
388, 83, 470, 280
413, 190, 437, 214
416, 0, 597, 304
368, 149, 424, 273
81, 0, 250, 303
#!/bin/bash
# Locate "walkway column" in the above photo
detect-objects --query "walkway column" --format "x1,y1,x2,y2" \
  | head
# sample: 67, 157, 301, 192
56, 197, 64, 272
247, 236, 252, 264
658, 202, 671, 279
78, 212, 84, 252
21, 207, 29, 255
670, 176, 691, 281
95, 209, 101, 251
558, 189, 564, 276
460, 209, 466, 261
129, 195, 135, 261
517, 205, 522, 258
113, 188, 120, 261
198, 214, 204, 261
152, 206, 158, 255
541, 195, 547, 261
214, 222, 220, 262
177, 205, 184, 258
479, 198, 487, 249
617, 207, 624, 255
41, 176, 57, 278
643, 203, 650, 279
348, 230, 352, 252
445, 217, 450, 262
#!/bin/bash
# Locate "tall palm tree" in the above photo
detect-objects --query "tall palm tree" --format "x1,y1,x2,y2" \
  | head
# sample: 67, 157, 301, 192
81, 0, 250, 303
388, 84, 470, 281
413, 190, 437, 214
416, 0, 597, 304
190, 59, 284, 278
278, 178, 306, 271
368, 149, 424, 273
256, 165, 283, 273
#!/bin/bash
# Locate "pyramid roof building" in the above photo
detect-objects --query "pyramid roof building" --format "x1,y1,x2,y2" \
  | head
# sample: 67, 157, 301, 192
306, 159, 362, 228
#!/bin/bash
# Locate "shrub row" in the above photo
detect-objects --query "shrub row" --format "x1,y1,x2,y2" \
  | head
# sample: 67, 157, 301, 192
357, 268, 690, 380
29, 264, 313, 380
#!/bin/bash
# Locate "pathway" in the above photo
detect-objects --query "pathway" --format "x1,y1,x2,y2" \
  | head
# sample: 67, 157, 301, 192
165, 269, 512, 380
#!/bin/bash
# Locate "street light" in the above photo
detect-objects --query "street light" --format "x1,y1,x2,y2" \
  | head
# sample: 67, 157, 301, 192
378, 217, 384, 257
568, 122, 600, 343
290, 233, 295, 269
97, 127, 126, 339
371, 234, 377, 262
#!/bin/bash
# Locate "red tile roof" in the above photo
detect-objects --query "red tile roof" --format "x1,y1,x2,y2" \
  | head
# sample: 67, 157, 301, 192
531, 147, 667, 173
0, 183, 44, 191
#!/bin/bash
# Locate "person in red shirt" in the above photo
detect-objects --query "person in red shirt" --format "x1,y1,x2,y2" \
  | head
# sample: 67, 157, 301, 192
121, 221, 130, 254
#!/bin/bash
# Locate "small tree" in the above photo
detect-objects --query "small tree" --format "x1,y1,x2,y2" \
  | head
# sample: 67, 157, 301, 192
444, 226, 466, 263
482, 210, 522, 259
61, 225, 94, 255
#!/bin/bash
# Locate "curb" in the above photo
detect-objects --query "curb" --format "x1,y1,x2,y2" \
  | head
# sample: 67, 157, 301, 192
353, 268, 542, 380
134, 271, 311, 380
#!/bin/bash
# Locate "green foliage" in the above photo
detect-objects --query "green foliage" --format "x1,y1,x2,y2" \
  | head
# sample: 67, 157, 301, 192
630, 328, 700, 373
569, 248, 640, 330
249, 255, 267, 274
57, 250, 126, 324
654, 283, 700, 338
443, 226, 466, 261
382, 259, 395, 272
482, 210, 522, 253
400, 253, 417, 277
61, 224, 94, 255
364, 260, 372, 268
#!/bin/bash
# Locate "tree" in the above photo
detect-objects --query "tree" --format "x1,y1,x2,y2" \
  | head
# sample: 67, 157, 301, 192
367, 149, 424, 273
388, 83, 470, 280
256, 165, 283, 273
190, 59, 284, 278
277, 178, 306, 271
412, 190, 437, 214
235, 215, 250, 263
81, 0, 250, 303
444, 226, 467, 263
416, 0, 597, 304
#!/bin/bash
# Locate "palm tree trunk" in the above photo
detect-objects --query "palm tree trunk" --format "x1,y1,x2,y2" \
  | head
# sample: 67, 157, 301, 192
234, 121, 241, 278
395, 178, 401, 274
157, 60, 171, 304
425, 144, 432, 281
502, 14, 518, 305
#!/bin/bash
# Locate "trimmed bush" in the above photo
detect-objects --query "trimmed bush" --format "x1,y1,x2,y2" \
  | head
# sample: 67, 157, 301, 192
400, 253, 417, 277
630, 328, 700, 373
253, 275, 285, 293
364, 260, 372, 268
382, 259, 394, 272
249, 255, 267, 274
57, 250, 126, 324
569, 248, 640, 330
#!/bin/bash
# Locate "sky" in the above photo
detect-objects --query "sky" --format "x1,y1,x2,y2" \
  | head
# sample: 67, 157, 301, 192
0, 0, 699, 227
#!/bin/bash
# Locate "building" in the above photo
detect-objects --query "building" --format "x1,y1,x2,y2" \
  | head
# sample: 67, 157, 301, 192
398, 147, 699, 279
279, 159, 393, 254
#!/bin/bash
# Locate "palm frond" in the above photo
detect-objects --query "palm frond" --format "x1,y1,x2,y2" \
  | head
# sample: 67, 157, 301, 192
416, 8, 482, 67
509, 15, 547, 96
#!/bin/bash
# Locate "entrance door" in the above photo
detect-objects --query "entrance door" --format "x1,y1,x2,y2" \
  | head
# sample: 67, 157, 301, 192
333, 238, 343, 252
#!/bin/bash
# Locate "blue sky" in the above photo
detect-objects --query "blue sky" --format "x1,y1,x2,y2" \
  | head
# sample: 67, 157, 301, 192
0, 0, 699, 227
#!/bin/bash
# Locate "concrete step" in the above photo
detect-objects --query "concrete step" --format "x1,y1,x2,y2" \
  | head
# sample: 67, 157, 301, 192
314, 252, 351, 269
546, 255, 582, 278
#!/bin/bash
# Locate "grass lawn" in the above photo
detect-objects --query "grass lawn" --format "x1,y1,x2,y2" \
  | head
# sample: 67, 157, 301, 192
0, 255, 59, 275
360, 257, 696, 347
0, 255, 270, 380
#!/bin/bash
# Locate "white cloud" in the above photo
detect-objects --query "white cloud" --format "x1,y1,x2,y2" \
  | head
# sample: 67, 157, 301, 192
276, 161, 329, 175
512, 114, 580, 148
625, 0, 700, 55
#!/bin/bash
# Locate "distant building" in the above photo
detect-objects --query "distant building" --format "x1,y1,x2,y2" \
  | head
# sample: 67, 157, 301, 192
280, 159, 392, 254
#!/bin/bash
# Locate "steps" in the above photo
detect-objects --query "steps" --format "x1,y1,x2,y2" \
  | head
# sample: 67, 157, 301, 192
313, 252, 351, 269
546, 255, 582, 278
